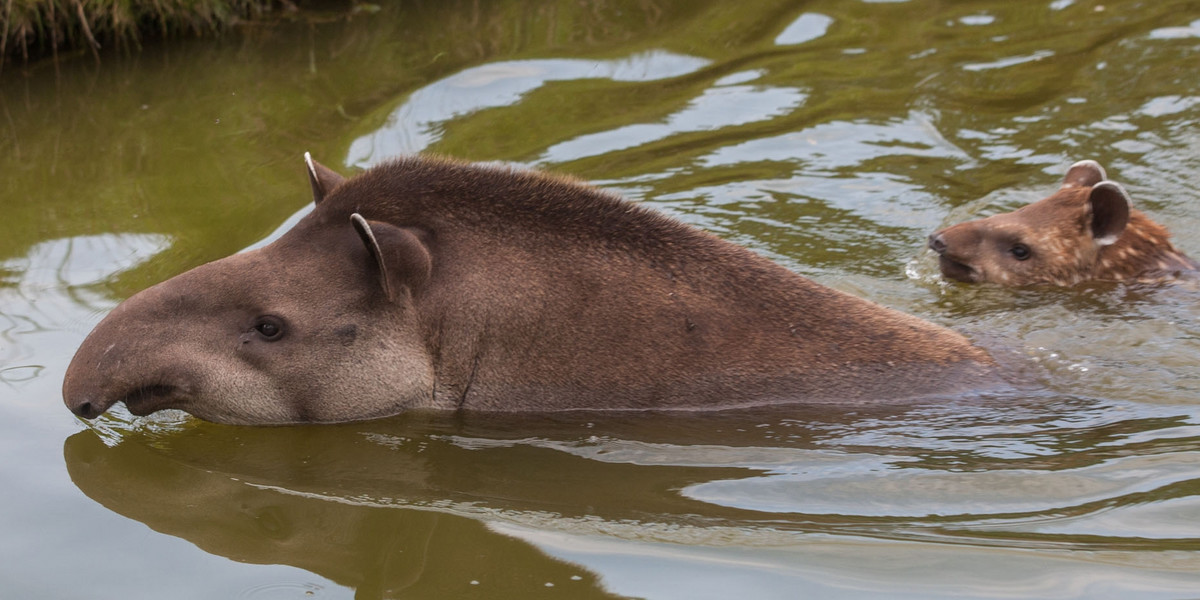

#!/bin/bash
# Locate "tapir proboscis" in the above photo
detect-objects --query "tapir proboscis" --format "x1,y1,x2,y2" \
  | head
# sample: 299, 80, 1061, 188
63, 154, 1006, 425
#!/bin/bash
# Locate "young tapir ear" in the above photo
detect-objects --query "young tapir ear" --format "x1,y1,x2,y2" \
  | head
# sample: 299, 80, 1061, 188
305, 152, 346, 205
350, 213, 432, 302
1062, 159, 1107, 189
1088, 181, 1131, 246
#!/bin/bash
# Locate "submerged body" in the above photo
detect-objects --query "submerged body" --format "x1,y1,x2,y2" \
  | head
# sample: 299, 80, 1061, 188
63, 155, 1002, 425
929, 160, 1197, 286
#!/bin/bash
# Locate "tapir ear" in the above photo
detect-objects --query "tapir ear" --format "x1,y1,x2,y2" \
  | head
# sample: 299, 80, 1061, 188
350, 213, 432, 302
1062, 159, 1107, 189
305, 152, 346, 205
1088, 181, 1131, 246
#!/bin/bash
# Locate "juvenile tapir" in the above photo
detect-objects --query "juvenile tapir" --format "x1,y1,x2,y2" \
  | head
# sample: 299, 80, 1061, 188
63, 154, 1004, 425
928, 160, 1198, 286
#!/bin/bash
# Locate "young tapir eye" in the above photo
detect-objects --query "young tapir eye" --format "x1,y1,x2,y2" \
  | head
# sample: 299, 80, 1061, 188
253, 317, 285, 341
1010, 243, 1032, 261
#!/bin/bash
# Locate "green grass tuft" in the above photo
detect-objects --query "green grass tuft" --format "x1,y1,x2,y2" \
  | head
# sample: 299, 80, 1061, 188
1, 0, 285, 64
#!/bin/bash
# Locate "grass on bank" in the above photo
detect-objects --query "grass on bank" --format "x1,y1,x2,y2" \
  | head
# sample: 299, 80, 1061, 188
1, 0, 285, 64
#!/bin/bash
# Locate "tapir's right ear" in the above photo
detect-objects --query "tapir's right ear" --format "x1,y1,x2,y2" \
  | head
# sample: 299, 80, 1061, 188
1062, 159, 1107, 189
1088, 181, 1131, 246
306, 152, 346, 205
350, 213, 432, 302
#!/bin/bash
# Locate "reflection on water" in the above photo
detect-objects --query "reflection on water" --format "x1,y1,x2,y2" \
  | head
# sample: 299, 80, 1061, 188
1148, 18, 1200, 39
5, 234, 172, 289
64, 429, 617, 599
65, 401, 1200, 599
4, 0, 1200, 598
540, 75, 806, 164
774, 13, 834, 46
1, 233, 170, 385
347, 51, 711, 166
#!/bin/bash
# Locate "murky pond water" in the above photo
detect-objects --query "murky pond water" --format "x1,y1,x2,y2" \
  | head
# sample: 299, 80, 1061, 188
4, 1, 1200, 598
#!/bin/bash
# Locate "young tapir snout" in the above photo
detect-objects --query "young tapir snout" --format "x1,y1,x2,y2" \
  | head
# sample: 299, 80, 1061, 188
928, 160, 1197, 286
63, 154, 1005, 425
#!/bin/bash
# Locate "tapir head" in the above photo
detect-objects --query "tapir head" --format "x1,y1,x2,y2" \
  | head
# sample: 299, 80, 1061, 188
927, 160, 1133, 286
63, 155, 435, 424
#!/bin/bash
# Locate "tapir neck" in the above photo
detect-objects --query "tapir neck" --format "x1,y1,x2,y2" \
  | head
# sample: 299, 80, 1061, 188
1096, 211, 1199, 280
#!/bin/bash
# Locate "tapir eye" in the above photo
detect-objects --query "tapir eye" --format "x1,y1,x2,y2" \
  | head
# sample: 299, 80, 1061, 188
253, 317, 285, 341
1010, 243, 1032, 261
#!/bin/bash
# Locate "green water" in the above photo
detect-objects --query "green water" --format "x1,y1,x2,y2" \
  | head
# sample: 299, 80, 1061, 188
4, 1, 1200, 598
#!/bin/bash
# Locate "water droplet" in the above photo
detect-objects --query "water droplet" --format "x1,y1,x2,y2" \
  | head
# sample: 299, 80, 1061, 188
239, 582, 324, 599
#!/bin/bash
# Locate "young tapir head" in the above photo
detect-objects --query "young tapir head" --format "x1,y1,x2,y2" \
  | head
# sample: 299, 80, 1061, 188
927, 160, 1196, 286
62, 155, 436, 424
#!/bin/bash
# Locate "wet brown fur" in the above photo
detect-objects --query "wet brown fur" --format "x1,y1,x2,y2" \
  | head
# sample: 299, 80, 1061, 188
1095, 210, 1196, 281
64, 155, 1004, 424
929, 161, 1197, 286
327, 157, 1001, 410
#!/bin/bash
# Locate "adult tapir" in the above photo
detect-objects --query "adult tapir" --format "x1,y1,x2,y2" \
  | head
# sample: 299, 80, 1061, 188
63, 154, 1005, 425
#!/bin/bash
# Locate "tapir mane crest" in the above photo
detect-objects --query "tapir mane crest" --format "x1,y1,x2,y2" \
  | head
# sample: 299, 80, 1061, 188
319, 155, 718, 257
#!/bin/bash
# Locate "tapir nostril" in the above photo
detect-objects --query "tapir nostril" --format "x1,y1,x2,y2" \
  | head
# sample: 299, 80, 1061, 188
74, 400, 96, 419
928, 233, 947, 255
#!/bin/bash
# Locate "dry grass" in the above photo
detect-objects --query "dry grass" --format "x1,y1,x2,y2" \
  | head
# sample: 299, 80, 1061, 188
1, 0, 284, 64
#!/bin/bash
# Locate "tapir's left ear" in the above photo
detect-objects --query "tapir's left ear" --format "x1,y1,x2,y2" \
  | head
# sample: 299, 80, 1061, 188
1062, 159, 1107, 189
1088, 181, 1131, 246
350, 213, 432, 302
306, 152, 346, 205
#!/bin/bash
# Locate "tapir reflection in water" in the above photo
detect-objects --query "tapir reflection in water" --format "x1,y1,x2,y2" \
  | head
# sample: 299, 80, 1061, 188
63, 155, 1006, 425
